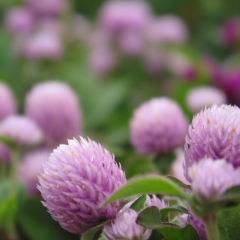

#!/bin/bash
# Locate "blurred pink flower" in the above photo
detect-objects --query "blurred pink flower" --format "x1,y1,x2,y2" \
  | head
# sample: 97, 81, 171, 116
19, 148, 51, 196
144, 51, 166, 73
22, 30, 63, 60
99, 0, 152, 34
0, 143, 11, 164
26, 0, 65, 16
187, 87, 227, 112
146, 15, 188, 44
5, 7, 34, 35
0, 82, 16, 121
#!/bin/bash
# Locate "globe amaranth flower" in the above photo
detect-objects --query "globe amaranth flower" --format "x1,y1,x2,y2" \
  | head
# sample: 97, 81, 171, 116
19, 148, 51, 196
188, 158, 240, 201
184, 104, 240, 180
38, 137, 127, 234
186, 87, 227, 113
99, 0, 151, 34
0, 115, 43, 146
188, 207, 207, 240
221, 18, 240, 46
22, 31, 63, 60
130, 97, 188, 154
146, 15, 188, 44
171, 149, 189, 184
0, 82, 16, 121
5, 7, 34, 35
103, 195, 166, 240
26, 0, 65, 16
25, 81, 81, 148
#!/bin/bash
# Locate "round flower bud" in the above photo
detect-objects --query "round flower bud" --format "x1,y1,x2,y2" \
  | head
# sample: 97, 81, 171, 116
0, 82, 16, 121
130, 98, 188, 154
19, 148, 51, 196
0, 115, 43, 146
146, 15, 188, 44
99, 0, 151, 34
184, 104, 240, 180
187, 87, 227, 113
25, 81, 81, 148
0, 143, 11, 163
188, 207, 207, 240
188, 158, 240, 201
103, 195, 166, 240
5, 7, 34, 36
38, 137, 127, 234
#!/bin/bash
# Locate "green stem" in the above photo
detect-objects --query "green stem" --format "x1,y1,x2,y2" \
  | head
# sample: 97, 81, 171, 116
10, 148, 20, 198
203, 214, 219, 240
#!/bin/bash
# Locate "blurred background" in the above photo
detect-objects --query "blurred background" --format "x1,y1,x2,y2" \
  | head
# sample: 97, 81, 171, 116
0, 0, 240, 239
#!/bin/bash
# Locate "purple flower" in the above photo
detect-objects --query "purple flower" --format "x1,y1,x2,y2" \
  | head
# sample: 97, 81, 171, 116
0, 82, 16, 121
188, 158, 240, 201
188, 207, 207, 240
103, 195, 166, 240
22, 30, 63, 60
221, 18, 240, 46
38, 137, 127, 234
0, 115, 43, 146
89, 47, 117, 75
130, 98, 188, 154
171, 149, 189, 184
25, 81, 81, 148
146, 15, 188, 44
26, 0, 65, 16
99, 0, 151, 34
19, 148, 51, 196
5, 7, 34, 35
187, 87, 227, 113
103, 208, 151, 240
0, 143, 11, 163
184, 104, 240, 180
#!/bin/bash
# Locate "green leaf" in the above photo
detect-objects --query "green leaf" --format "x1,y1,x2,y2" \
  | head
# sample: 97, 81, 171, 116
103, 175, 189, 206
18, 198, 78, 240
81, 220, 112, 240
136, 206, 162, 229
148, 230, 164, 240
165, 176, 191, 190
218, 206, 240, 240
160, 206, 188, 222
158, 224, 200, 240
136, 206, 179, 229
0, 135, 17, 149
219, 185, 240, 202
130, 195, 147, 212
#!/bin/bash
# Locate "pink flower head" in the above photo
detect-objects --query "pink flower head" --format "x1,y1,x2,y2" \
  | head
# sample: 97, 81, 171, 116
0, 82, 16, 121
130, 98, 188, 154
5, 7, 34, 35
19, 148, 51, 196
22, 30, 63, 60
184, 104, 240, 181
0, 115, 43, 146
26, 0, 65, 16
25, 81, 82, 148
221, 18, 240, 46
189, 158, 240, 201
99, 0, 152, 34
38, 137, 127, 234
146, 15, 188, 44
187, 87, 227, 113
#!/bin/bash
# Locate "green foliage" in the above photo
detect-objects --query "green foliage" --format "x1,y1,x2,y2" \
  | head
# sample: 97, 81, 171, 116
130, 194, 147, 212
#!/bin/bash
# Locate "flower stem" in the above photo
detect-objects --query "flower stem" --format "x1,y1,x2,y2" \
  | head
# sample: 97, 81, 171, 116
10, 148, 20, 197
203, 214, 219, 240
